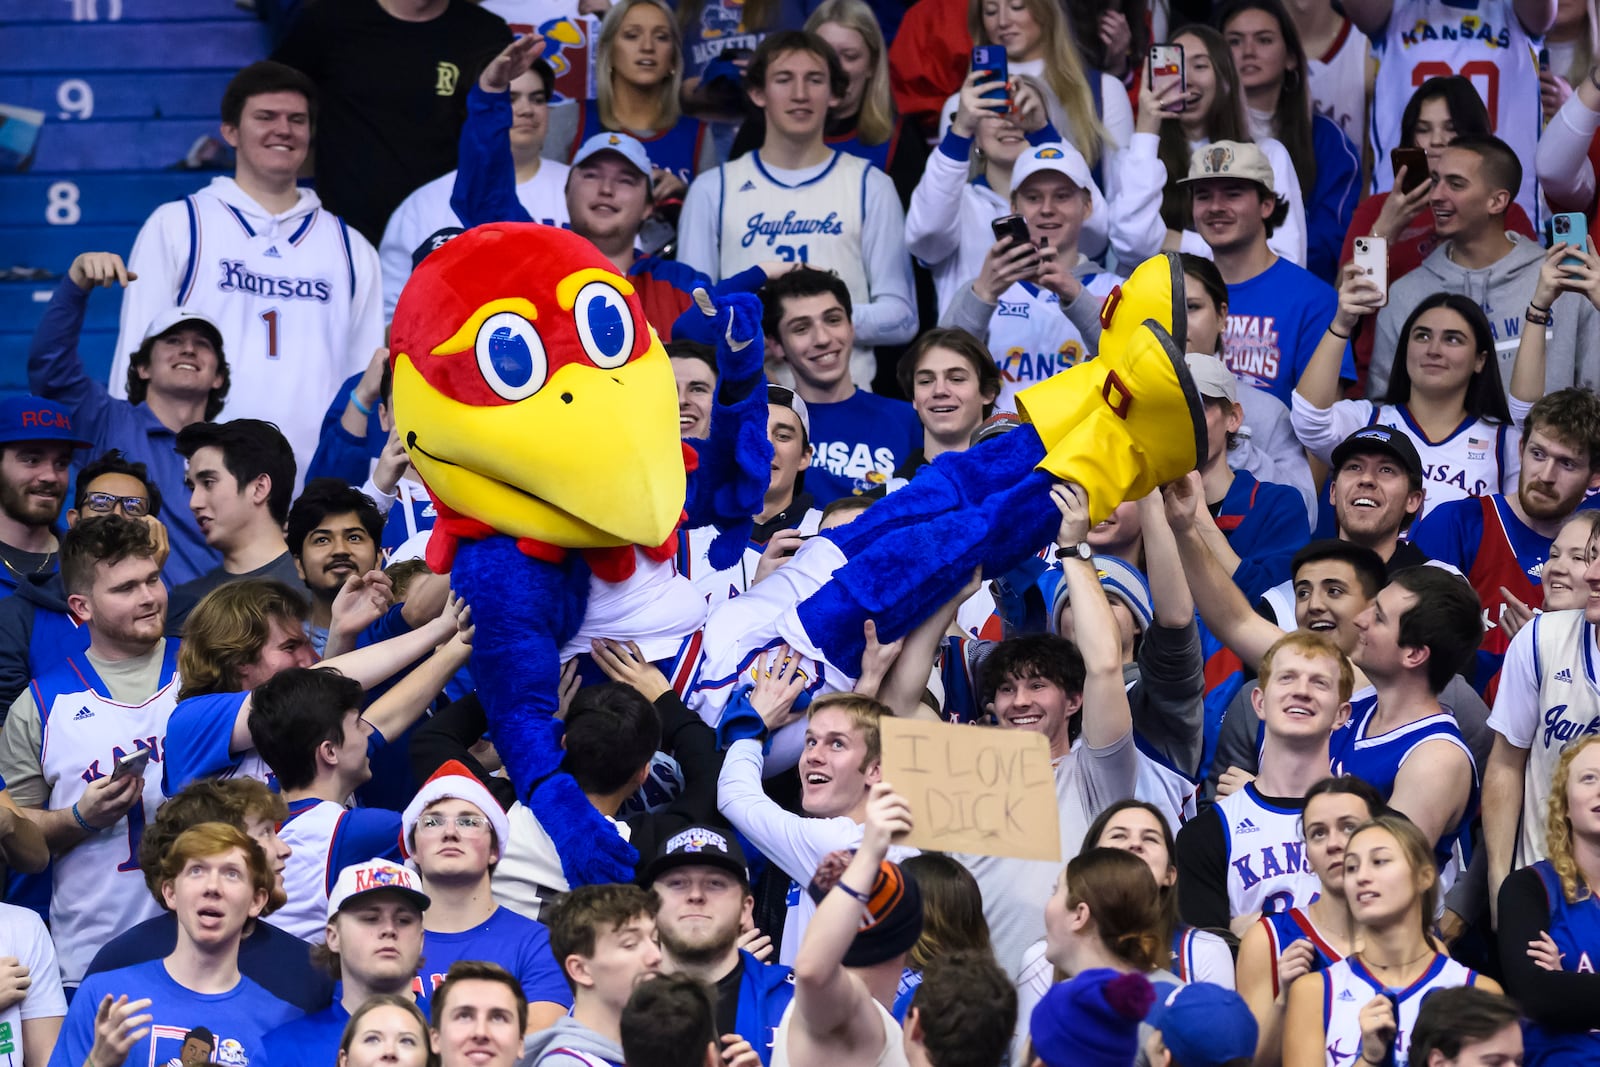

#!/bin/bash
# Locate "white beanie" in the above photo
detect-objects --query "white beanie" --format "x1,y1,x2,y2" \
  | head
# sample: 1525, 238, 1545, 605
400, 760, 512, 860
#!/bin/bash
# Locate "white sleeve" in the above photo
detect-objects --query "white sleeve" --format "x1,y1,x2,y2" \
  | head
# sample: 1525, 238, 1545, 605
905, 137, 975, 269
1289, 394, 1375, 462
717, 738, 860, 883
1536, 91, 1600, 212
1108, 132, 1170, 266
1501, 422, 1523, 498
1085, 75, 1134, 262
379, 192, 424, 321
1190, 930, 1237, 989
111, 201, 191, 397
346, 229, 387, 371
2, 905, 66, 1021
1261, 138, 1308, 267
1487, 619, 1540, 749
852, 168, 918, 346
676, 168, 724, 281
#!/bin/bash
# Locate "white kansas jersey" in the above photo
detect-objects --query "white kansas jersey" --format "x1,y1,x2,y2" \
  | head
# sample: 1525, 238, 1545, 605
1368, 0, 1543, 220
1321, 954, 1483, 1067
1309, 19, 1370, 150
1217, 783, 1320, 919
276, 798, 346, 941
985, 272, 1120, 413
681, 510, 823, 608
31, 643, 181, 982
111, 177, 382, 484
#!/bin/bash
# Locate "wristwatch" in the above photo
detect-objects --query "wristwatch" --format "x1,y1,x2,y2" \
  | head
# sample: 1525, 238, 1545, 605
1055, 541, 1092, 561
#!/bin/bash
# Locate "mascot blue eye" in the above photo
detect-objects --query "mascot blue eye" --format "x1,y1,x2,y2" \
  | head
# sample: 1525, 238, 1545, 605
475, 312, 548, 401
573, 282, 635, 369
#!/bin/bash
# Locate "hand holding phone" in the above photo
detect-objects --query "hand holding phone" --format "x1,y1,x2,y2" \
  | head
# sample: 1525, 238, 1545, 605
1352, 237, 1389, 307
111, 748, 152, 782
971, 46, 1009, 109
1390, 147, 1430, 195
991, 213, 1032, 251
1148, 44, 1185, 112
1552, 212, 1590, 268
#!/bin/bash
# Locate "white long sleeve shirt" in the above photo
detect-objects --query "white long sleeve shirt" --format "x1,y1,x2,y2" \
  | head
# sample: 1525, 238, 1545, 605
904, 132, 1013, 317
1535, 91, 1600, 213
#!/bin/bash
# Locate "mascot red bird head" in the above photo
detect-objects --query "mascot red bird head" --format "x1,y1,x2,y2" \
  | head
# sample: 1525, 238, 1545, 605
389, 223, 686, 556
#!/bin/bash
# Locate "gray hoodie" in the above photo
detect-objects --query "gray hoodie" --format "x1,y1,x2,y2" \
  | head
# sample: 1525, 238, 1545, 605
519, 1016, 624, 1067
1370, 233, 1599, 404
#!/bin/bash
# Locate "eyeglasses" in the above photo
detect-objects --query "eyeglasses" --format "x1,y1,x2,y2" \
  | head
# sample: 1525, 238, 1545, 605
84, 492, 150, 517
418, 814, 490, 833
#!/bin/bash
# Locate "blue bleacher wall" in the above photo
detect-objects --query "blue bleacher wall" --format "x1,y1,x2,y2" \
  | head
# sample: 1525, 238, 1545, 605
0, 0, 269, 400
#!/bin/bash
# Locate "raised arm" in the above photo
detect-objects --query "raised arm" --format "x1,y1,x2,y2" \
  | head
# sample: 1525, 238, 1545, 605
1053, 484, 1132, 749
1162, 473, 1285, 671
1296, 262, 1380, 410
363, 629, 473, 741
1340, 0, 1393, 36
792, 783, 910, 1039
450, 36, 543, 229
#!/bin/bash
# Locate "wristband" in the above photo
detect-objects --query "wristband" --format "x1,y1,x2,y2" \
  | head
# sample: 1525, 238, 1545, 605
349, 389, 374, 417
1530, 300, 1552, 314
1327, 324, 1351, 340
71, 802, 97, 833
833, 880, 872, 904
1527, 304, 1554, 326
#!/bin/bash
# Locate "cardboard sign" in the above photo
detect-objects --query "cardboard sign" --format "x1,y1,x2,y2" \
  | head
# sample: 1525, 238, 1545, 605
879, 718, 1061, 862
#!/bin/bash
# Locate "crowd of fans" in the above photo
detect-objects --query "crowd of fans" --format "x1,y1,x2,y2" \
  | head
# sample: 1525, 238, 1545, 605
8, 0, 1600, 1063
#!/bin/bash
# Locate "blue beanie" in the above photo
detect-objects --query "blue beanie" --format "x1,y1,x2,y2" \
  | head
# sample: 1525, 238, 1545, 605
1030, 969, 1155, 1067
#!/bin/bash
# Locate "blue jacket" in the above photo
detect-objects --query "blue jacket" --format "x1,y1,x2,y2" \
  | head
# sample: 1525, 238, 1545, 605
735, 949, 795, 1066
305, 371, 384, 487
27, 277, 218, 586
0, 573, 87, 721
1306, 115, 1361, 285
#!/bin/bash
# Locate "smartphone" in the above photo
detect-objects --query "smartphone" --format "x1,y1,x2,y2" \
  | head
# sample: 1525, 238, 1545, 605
1390, 147, 1430, 194
1148, 44, 1185, 110
1553, 211, 1589, 266
112, 748, 152, 781
1352, 236, 1389, 307
991, 214, 1032, 251
1540, 47, 1552, 72
971, 45, 1009, 106
1376, 992, 1401, 1067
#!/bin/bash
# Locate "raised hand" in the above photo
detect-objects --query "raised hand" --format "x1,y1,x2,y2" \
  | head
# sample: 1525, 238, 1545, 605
479, 35, 546, 93
69, 252, 136, 290
590, 638, 672, 701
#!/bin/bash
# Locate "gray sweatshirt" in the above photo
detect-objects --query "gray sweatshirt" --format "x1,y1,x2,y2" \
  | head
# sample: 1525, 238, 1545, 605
520, 1016, 624, 1067
1370, 233, 1599, 404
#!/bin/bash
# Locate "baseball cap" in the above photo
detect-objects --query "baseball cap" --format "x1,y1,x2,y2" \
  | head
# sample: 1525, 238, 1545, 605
1330, 425, 1423, 481
1010, 142, 1108, 227
0, 396, 91, 449
768, 385, 811, 441
327, 859, 430, 920
643, 825, 750, 885
1184, 353, 1239, 405
1146, 983, 1259, 1067
412, 227, 464, 272
971, 411, 1023, 447
571, 131, 653, 178
143, 307, 225, 352
1051, 554, 1155, 636
1178, 140, 1279, 198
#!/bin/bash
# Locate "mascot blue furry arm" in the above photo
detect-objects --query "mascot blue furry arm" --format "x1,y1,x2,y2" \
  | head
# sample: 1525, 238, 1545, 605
392, 222, 1206, 890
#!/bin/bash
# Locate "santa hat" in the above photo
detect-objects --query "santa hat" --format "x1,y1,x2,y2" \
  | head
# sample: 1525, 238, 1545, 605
400, 761, 512, 859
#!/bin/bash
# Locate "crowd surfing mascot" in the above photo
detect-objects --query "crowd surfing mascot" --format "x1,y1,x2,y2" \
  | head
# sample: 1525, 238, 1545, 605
390, 223, 1204, 889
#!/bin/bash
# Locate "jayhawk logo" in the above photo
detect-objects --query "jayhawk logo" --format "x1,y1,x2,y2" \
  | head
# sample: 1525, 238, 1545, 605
667, 827, 730, 853
1035, 147, 1064, 159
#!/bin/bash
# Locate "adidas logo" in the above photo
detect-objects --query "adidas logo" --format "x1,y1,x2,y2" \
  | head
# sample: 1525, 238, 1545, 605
1337, 989, 1356, 1002
1556, 668, 1574, 683
264, 245, 282, 258
72, 707, 94, 720
739, 180, 757, 191
1237, 817, 1260, 833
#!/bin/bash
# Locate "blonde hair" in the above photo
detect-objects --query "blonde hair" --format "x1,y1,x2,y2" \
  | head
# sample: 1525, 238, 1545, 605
807, 692, 892, 771
178, 578, 308, 700
1259, 631, 1355, 704
1347, 816, 1438, 944
596, 0, 684, 130
1546, 735, 1600, 903
967, 0, 1109, 166
805, 0, 893, 145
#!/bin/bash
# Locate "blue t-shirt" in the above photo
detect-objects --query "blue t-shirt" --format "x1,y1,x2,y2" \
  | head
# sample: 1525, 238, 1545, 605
1222, 257, 1352, 406
1213, 469, 1311, 602
82, 913, 335, 1015
572, 101, 707, 186
162, 691, 256, 793
261, 1001, 349, 1067
804, 390, 923, 505
415, 907, 571, 1013
50, 959, 300, 1067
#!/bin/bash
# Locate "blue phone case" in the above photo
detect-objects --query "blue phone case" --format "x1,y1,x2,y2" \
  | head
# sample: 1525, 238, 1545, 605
972, 46, 1008, 103
1554, 212, 1589, 267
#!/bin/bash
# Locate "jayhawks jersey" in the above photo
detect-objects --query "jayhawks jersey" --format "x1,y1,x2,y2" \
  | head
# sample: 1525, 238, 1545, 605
1309, 19, 1370, 149
1321, 954, 1483, 1067
380, 479, 438, 563
1329, 697, 1479, 878
1367, 405, 1518, 521
1524, 861, 1600, 1064
1411, 493, 1548, 698
1368, 0, 1544, 220
30, 642, 181, 983
1216, 784, 1320, 918
1488, 611, 1600, 867
110, 178, 381, 486
572, 101, 708, 186
985, 273, 1121, 412
277, 799, 346, 941
1259, 907, 1344, 998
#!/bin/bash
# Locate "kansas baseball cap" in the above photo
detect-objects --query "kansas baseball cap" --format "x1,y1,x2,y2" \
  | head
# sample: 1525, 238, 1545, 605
327, 859, 430, 920
1184, 353, 1239, 404
768, 385, 811, 441
571, 131, 653, 179
1010, 142, 1108, 225
643, 825, 750, 885
1179, 140, 1279, 198
1146, 983, 1259, 1067
0, 396, 91, 449
143, 307, 225, 352
1330, 424, 1423, 481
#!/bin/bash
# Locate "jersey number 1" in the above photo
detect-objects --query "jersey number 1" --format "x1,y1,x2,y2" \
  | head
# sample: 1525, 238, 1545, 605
260, 309, 281, 359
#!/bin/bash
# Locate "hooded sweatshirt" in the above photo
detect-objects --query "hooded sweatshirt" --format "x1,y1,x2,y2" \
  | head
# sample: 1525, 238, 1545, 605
519, 1015, 625, 1067
0, 573, 86, 715
108, 176, 383, 489
1371, 233, 1599, 403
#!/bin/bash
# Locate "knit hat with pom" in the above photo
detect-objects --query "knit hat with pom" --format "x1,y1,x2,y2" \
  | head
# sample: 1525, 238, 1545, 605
1030, 968, 1156, 1067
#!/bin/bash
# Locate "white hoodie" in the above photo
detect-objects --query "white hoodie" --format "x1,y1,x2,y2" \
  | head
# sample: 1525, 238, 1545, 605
111, 176, 383, 487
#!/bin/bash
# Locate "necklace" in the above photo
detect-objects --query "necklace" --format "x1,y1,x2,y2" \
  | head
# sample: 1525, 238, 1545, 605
0, 548, 55, 578
1360, 947, 1435, 977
